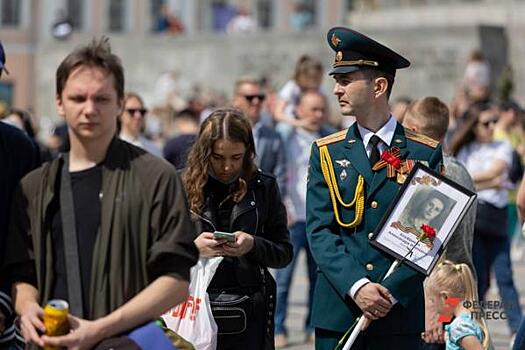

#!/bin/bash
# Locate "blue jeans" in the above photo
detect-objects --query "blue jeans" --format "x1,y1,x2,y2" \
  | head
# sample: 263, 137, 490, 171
274, 221, 317, 336
473, 235, 523, 333
514, 318, 525, 350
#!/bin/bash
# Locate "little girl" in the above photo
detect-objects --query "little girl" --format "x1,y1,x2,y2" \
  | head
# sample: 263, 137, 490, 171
427, 260, 490, 350
274, 55, 325, 131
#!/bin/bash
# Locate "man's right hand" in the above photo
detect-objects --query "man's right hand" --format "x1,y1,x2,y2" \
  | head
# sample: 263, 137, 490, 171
354, 282, 393, 320
19, 301, 46, 347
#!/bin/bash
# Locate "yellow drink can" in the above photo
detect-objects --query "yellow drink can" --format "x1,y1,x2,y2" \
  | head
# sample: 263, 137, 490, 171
43, 299, 69, 350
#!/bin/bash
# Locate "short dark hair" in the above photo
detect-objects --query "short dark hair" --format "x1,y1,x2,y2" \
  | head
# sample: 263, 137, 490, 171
56, 37, 124, 100
174, 108, 199, 123
361, 68, 395, 99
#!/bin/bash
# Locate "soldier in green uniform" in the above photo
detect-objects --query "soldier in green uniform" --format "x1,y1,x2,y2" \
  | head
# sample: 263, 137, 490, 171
306, 27, 444, 349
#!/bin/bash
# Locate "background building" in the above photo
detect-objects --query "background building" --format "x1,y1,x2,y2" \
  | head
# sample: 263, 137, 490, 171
0, 0, 523, 135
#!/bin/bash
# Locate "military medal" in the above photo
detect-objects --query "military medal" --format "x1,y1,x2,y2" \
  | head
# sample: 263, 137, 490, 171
396, 172, 407, 184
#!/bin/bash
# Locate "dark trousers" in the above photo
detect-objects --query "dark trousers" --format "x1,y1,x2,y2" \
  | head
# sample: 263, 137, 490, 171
514, 317, 525, 350
473, 235, 523, 333
419, 343, 445, 350
275, 221, 317, 335
315, 328, 421, 350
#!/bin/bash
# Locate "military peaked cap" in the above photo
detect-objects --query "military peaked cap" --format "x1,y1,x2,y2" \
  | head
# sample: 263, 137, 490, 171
327, 27, 410, 77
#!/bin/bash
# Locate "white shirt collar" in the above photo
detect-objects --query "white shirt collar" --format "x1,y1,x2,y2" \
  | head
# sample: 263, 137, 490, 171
357, 115, 398, 150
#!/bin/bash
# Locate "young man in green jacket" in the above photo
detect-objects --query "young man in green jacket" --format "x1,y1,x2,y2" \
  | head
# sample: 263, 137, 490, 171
2, 38, 198, 349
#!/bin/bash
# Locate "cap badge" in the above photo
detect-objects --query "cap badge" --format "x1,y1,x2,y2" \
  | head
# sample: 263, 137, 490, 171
331, 33, 342, 47
336, 51, 343, 62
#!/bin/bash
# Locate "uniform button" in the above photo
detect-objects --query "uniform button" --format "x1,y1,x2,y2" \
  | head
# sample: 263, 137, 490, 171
267, 320, 272, 325
370, 201, 378, 209
366, 263, 374, 271
368, 232, 374, 240
250, 201, 256, 206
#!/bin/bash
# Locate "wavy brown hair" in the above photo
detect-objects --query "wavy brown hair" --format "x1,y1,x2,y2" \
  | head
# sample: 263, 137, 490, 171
448, 103, 493, 156
183, 108, 257, 216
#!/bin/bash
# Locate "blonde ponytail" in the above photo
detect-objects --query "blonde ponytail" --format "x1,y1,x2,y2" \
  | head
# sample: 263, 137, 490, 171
455, 263, 490, 350
428, 261, 491, 349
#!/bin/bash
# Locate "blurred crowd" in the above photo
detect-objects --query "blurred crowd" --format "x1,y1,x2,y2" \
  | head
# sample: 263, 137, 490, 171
1, 40, 525, 349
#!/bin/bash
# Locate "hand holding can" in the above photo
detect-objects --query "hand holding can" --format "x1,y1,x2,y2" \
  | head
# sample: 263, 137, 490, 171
43, 299, 70, 350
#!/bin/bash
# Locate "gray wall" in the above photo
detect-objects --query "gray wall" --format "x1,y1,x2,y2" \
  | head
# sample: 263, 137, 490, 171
35, 26, 488, 123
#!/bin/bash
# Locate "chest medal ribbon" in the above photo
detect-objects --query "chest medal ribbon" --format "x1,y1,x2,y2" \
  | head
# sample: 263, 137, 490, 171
372, 147, 414, 184
319, 145, 364, 228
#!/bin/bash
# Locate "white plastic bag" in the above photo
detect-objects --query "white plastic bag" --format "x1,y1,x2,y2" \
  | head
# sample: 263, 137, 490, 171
162, 257, 223, 350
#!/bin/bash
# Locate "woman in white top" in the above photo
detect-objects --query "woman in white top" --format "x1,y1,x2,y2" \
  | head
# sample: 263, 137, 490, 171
118, 92, 162, 157
449, 104, 523, 337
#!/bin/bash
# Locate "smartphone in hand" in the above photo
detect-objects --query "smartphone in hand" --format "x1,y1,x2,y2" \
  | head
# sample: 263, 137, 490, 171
213, 231, 236, 242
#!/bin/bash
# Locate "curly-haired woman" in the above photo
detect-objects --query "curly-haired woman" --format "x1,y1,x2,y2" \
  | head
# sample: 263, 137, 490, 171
183, 108, 293, 350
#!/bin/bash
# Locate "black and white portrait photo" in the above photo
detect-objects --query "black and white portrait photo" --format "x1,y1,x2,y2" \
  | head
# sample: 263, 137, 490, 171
397, 187, 457, 234
371, 164, 477, 274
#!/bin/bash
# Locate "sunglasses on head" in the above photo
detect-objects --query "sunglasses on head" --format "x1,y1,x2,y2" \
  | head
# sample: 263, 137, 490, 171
242, 94, 266, 102
126, 108, 148, 116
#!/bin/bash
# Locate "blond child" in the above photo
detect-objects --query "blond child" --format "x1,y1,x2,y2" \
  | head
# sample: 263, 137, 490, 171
426, 260, 490, 350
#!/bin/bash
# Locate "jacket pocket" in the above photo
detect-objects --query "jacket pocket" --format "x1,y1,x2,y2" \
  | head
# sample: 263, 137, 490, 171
210, 293, 255, 335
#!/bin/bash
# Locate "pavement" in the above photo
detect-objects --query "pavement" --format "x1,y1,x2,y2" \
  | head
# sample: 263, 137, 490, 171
276, 233, 525, 350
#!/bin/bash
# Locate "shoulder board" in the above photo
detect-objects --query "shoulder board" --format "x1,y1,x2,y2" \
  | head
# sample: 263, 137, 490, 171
404, 129, 439, 149
315, 129, 347, 147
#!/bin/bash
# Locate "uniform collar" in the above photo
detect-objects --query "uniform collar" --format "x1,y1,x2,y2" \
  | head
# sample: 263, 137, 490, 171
357, 115, 397, 149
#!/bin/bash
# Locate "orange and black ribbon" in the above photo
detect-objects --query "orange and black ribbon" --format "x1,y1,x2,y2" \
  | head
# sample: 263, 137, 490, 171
372, 147, 414, 179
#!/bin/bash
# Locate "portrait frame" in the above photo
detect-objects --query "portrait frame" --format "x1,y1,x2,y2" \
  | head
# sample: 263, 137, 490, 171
370, 162, 477, 275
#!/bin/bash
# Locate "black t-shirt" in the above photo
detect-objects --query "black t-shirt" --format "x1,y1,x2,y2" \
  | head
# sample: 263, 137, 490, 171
51, 165, 102, 317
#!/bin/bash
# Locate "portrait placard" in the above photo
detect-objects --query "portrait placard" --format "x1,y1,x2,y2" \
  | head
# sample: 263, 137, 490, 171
370, 162, 476, 275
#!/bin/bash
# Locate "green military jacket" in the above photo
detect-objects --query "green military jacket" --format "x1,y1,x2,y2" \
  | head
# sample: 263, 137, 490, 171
306, 122, 443, 335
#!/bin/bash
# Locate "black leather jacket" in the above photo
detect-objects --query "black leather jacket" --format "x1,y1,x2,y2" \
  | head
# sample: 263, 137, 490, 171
195, 171, 293, 289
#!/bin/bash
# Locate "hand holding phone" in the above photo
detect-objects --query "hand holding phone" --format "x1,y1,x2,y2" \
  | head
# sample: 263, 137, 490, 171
213, 231, 236, 242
